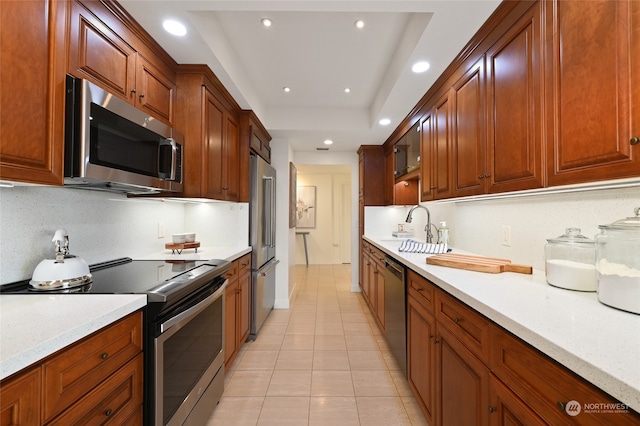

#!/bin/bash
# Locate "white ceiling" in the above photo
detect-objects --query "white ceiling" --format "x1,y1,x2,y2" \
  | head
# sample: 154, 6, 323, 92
120, 0, 501, 152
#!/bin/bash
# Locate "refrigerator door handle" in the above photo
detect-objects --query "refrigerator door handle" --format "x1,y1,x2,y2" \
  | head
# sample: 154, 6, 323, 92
258, 259, 279, 276
263, 176, 276, 248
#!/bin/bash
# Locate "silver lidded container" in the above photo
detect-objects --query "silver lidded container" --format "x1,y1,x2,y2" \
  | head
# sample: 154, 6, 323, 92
545, 228, 596, 291
595, 207, 640, 314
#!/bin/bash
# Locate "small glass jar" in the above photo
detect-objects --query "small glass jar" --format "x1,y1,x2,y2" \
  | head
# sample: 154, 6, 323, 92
545, 228, 596, 291
595, 207, 640, 314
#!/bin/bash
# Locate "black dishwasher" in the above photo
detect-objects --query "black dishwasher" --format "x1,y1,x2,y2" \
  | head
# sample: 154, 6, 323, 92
384, 256, 407, 376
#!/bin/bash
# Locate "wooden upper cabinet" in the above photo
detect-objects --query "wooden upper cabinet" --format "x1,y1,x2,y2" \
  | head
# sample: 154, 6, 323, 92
452, 59, 486, 197
68, 0, 176, 126
433, 93, 454, 200
357, 146, 385, 206
176, 66, 243, 201
0, 0, 67, 186
420, 114, 435, 201
486, 2, 544, 193
545, 0, 640, 185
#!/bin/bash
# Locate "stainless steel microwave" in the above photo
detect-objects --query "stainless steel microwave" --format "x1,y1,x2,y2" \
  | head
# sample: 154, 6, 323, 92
64, 76, 183, 194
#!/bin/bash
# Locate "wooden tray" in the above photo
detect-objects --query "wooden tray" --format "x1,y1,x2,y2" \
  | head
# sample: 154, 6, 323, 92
426, 253, 532, 274
165, 241, 200, 254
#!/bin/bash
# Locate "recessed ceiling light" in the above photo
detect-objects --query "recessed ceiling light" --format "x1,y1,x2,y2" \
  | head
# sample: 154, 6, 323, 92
324, 139, 333, 145
261, 18, 272, 27
344, 88, 351, 93
412, 61, 430, 73
355, 20, 365, 29
379, 118, 391, 126
283, 87, 291, 93
162, 19, 187, 36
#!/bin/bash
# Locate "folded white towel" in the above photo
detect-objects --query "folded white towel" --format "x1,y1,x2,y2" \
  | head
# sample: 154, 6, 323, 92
398, 239, 448, 254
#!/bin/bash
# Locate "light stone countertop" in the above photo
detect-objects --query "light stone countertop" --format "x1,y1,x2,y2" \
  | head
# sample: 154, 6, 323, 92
364, 235, 640, 413
0, 246, 251, 382
0, 294, 146, 380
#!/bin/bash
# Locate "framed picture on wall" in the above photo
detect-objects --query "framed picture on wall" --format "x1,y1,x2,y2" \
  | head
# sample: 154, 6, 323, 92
289, 162, 297, 228
296, 186, 316, 228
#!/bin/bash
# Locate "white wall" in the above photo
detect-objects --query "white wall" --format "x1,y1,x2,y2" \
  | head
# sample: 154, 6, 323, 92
0, 186, 248, 283
271, 139, 296, 308
365, 185, 640, 271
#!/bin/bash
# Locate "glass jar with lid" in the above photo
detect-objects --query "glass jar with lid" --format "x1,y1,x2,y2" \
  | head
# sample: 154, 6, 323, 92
595, 207, 640, 314
545, 227, 596, 291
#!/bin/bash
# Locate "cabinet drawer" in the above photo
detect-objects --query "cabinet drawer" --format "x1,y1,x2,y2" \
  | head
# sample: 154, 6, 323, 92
489, 325, 640, 425
407, 269, 435, 314
435, 290, 490, 364
47, 354, 143, 426
42, 312, 143, 422
238, 253, 251, 276
369, 247, 386, 268
224, 261, 239, 283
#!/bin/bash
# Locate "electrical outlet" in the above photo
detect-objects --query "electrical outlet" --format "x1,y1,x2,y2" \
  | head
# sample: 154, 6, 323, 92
158, 221, 165, 239
501, 225, 512, 247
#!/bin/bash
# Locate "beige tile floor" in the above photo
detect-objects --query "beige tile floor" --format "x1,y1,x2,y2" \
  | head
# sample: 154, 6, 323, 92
207, 264, 429, 426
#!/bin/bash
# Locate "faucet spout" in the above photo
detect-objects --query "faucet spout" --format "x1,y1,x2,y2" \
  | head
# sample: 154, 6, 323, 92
405, 205, 434, 243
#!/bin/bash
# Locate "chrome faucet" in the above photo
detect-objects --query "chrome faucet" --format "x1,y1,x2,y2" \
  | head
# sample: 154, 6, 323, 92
405, 205, 434, 243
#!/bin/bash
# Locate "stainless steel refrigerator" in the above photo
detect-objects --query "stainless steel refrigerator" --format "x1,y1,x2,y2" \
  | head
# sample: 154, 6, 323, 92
249, 154, 278, 339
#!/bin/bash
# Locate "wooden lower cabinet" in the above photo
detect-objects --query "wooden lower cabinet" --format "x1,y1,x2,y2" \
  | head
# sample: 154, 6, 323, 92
407, 294, 436, 424
0, 311, 143, 426
224, 254, 252, 370
360, 242, 385, 331
0, 367, 41, 425
436, 320, 490, 426
405, 269, 640, 426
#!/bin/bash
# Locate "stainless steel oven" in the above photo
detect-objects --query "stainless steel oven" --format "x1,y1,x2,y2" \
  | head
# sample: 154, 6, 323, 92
152, 277, 226, 426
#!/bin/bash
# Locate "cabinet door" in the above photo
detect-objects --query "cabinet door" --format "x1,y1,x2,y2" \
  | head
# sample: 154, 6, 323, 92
0, 367, 41, 425
407, 296, 436, 424
224, 280, 239, 369
437, 325, 489, 426
453, 59, 486, 197
68, 0, 136, 101
433, 94, 454, 200
203, 88, 226, 200
238, 272, 251, 345
135, 55, 176, 126
224, 113, 240, 201
420, 114, 435, 201
546, 0, 640, 185
486, 2, 544, 193
488, 375, 546, 426
0, 0, 66, 186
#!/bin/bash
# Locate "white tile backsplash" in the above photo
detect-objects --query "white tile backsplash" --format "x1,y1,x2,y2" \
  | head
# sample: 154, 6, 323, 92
0, 187, 248, 283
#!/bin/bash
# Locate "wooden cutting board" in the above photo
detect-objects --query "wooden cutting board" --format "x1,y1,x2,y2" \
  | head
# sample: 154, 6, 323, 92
426, 253, 532, 274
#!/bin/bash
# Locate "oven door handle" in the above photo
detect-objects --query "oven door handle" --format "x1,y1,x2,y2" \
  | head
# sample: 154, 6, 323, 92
160, 279, 227, 334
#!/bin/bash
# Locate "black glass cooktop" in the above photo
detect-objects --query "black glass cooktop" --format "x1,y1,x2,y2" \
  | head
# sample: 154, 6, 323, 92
0, 258, 228, 297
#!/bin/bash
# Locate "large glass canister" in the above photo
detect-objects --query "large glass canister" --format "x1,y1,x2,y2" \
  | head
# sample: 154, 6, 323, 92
595, 207, 640, 314
545, 228, 596, 291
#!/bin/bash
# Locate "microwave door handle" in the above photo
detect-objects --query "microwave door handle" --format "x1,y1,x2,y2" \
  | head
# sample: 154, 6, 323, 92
158, 138, 177, 181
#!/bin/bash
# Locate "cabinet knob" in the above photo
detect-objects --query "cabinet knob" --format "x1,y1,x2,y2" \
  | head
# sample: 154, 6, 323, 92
429, 334, 434, 339
223, 187, 228, 190
100, 352, 109, 360
434, 339, 440, 344
104, 409, 113, 416
139, 93, 145, 98
454, 317, 461, 323
429, 186, 437, 190
631, 137, 640, 145
488, 406, 496, 413
130, 89, 136, 94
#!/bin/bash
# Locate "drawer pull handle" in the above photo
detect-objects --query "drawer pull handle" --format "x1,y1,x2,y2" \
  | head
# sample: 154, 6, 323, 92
488, 406, 496, 413
416, 288, 424, 292
100, 352, 109, 360
104, 409, 113, 416
630, 137, 640, 145
454, 317, 461, 323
